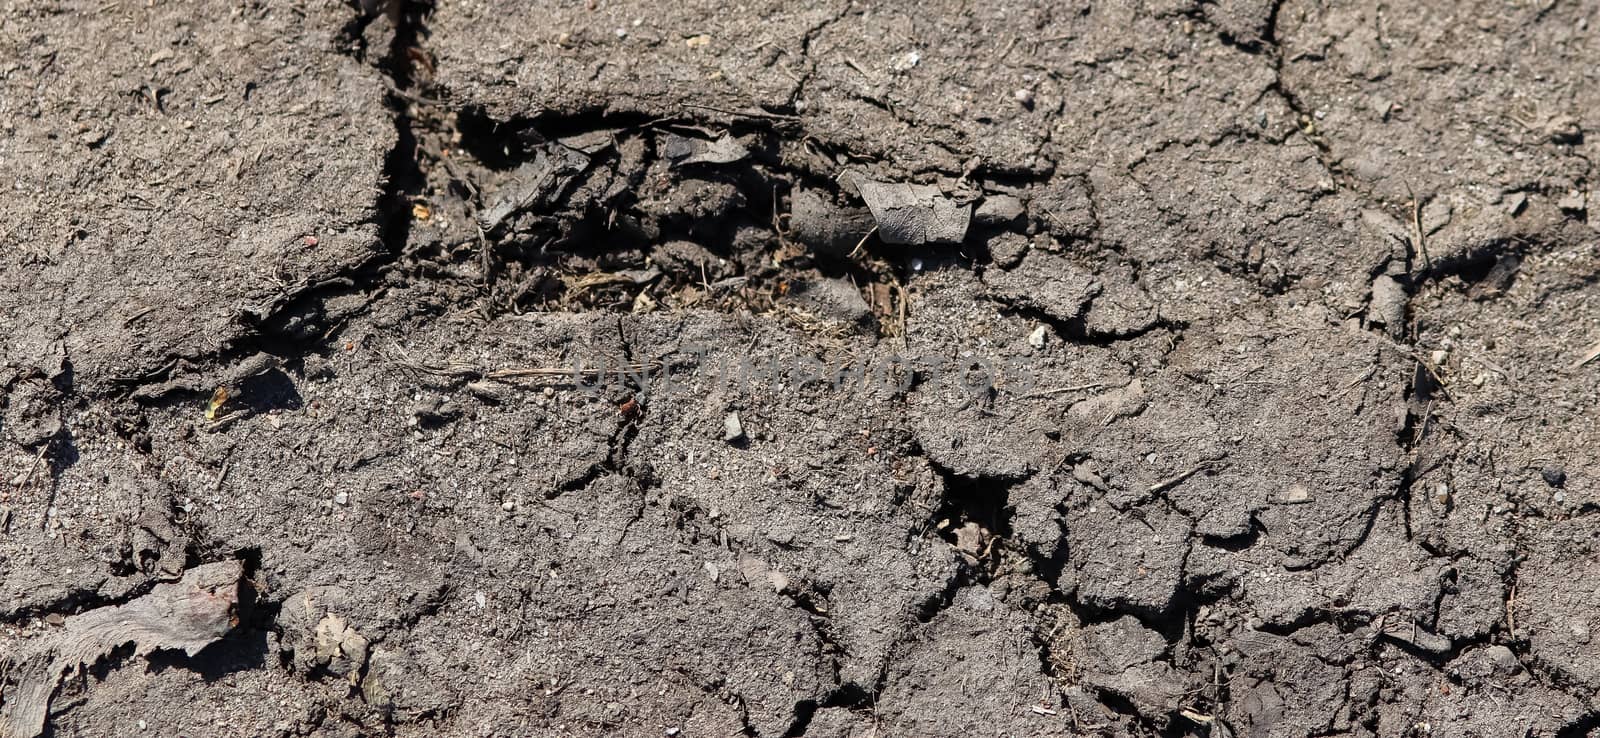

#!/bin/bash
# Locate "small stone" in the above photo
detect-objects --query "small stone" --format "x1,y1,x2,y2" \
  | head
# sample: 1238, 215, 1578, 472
723, 412, 745, 442
1433, 482, 1450, 505
1542, 466, 1567, 488
1028, 325, 1048, 349
1282, 483, 1311, 504
500, 499, 515, 512
333, 491, 349, 506
1430, 349, 1449, 366
1498, 192, 1528, 219
1013, 88, 1034, 106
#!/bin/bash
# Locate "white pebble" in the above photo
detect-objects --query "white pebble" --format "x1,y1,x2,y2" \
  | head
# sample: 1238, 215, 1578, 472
1028, 325, 1048, 349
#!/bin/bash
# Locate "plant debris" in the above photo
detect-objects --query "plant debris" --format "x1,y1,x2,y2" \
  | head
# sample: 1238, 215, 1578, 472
657, 131, 749, 166
846, 176, 971, 246
478, 143, 592, 232
0, 562, 243, 738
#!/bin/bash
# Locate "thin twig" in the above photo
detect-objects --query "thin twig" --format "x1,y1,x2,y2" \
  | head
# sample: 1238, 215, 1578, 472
682, 103, 800, 121
1020, 382, 1105, 399
19, 444, 49, 490
895, 279, 909, 349
212, 454, 233, 497
391, 346, 663, 383
1406, 182, 1431, 272
1148, 459, 1229, 494
848, 226, 878, 259
484, 362, 662, 380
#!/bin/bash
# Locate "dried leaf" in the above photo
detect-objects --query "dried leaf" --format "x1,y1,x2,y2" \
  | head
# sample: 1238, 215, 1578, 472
659, 131, 749, 166
0, 562, 243, 738
205, 386, 228, 421
846, 176, 971, 245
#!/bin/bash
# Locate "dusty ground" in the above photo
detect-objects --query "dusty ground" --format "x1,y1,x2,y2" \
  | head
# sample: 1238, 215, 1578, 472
2, 0, 1599, 735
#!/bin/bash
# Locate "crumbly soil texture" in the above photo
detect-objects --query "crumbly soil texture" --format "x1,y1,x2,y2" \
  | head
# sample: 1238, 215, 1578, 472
3, 0, 1600, 736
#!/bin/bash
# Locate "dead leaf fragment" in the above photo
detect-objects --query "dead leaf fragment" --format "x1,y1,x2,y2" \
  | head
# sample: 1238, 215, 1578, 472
0, 561, 243, 738
479, 143, 592, 232
846, 175, 971, 245
205, 386, 228, 421
658, 131, 748, 166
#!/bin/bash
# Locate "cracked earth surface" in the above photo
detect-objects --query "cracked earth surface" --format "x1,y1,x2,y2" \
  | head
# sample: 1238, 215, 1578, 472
3, 0, 1600, 736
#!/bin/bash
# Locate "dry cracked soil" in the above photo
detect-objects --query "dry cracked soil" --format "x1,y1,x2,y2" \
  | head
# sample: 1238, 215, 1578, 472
3, 0, 1600, 736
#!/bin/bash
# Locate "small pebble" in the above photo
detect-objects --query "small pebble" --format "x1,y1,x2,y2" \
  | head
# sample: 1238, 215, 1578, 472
1542, 466, 1567, 488
723, 412, 745, 442
1028, 325, 1048, 349
333, 491, 349, 506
